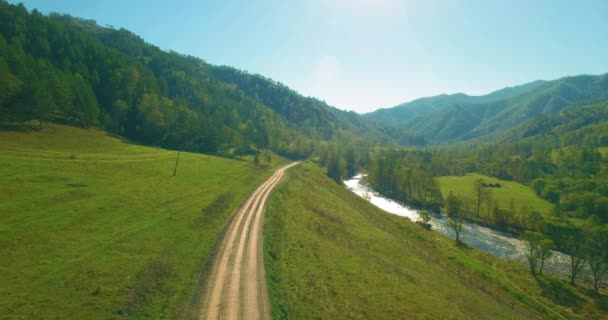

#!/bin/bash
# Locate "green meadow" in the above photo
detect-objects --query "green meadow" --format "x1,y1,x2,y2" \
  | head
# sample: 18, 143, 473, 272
437, 173, 553, 213
0, 123, 283, 319
265, 163, 531, 319
264, 163, 606, 319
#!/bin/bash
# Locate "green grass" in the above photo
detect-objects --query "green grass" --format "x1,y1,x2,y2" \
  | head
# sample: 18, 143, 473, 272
265, 163, 522, 319
598, 147, 608, 158
437, 173, 553, 213
0, 123, 285, 319
264, 162, 607, 319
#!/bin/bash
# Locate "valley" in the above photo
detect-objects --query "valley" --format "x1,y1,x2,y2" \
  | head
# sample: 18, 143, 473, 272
266, 163, 607, 319
1, 1, 607, 319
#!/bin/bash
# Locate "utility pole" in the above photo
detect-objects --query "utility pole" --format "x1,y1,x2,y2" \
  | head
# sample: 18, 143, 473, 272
173, 151, 181, 177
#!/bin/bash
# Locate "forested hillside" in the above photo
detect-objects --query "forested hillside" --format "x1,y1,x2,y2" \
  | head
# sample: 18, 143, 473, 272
209, 66, 424, 146
498, 100, 608, 147
0, 1, 419, 160
365, 74, 608, 143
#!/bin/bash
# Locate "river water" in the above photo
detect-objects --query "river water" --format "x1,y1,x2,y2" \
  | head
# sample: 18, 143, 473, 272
344, 174, 577, 277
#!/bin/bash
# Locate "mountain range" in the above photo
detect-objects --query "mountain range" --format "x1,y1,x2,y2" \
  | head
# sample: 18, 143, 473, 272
1, 1, 607, 154
365, 74, 608, 144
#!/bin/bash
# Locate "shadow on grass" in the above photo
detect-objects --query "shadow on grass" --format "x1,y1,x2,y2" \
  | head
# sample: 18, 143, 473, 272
116, 252, 173, 318
0, 122, 42, 132
535, 277, 583, 309
591, 291, 608, 311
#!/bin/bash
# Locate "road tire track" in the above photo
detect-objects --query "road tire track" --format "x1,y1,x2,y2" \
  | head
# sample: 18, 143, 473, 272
200, 162, 298, 320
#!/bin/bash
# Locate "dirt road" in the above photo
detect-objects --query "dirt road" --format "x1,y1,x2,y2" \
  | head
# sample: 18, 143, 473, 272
200, 162, 299, 320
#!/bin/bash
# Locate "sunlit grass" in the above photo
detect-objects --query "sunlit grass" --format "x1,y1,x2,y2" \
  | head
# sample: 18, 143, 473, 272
265, 162, 606, 319
437, 173, 552, 213
0, 123, 284, 319
265, 162, 520, 319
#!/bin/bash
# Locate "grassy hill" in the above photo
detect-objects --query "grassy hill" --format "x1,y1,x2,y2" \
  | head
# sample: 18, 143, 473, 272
264, 163, 607, 319
0, 123, 284, 319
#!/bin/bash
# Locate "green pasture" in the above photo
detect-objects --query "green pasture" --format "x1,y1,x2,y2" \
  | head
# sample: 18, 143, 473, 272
0, 123, 283, 319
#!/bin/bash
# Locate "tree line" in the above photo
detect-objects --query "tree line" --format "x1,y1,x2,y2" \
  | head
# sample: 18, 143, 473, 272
367, 149, 443, 210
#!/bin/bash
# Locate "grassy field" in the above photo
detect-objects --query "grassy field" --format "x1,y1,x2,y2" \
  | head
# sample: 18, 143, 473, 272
598, 147, 608, 158
437, 173, 553, 213
264, 162, 607, 319
0, 123, 285, 319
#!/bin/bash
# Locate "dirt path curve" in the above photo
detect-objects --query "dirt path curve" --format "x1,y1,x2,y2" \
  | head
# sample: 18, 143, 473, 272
200, 162, 299, 320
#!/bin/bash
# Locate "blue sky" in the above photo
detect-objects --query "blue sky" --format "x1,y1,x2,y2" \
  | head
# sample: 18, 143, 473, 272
11, 0, 608, 113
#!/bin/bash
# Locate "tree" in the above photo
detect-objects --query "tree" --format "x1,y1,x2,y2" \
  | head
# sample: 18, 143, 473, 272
445, 192, 464, 243
473, 178, 491, 218
136, 93, 165, 143
69, 73, 99, 127
418, 210, 431, 229
344, 147, 357, 178
527, 211, 544, 231
32, 81, 55, 125
110, 99, 129, 133
587, 224, 608, 294
594, 197, 608, 223
522, 231, 542, 276
541, 186, 560, 204
538, 238, 554, 276
564, 226, 587, 285
531, 178, 547, 195
0, 60, 22, 115
492, 207, 509, 231
484, 190, 494, 220
327, 150, 345, 184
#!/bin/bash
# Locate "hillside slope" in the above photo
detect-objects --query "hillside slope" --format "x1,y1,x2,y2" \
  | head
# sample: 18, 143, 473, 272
497, 99, 608, 147
0, 123, 283, 319
208, 66, 424, 146
0, 1, 419, 162
265, 163, 607, 319
265, 163, 517, 319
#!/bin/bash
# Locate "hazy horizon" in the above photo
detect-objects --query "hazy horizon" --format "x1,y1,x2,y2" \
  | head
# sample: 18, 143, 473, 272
9, 0, 608, 113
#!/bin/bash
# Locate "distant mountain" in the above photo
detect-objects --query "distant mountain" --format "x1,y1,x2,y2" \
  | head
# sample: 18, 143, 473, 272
365, 80, 546, 127
0, 1, 422, 161
365, 74, 608, 143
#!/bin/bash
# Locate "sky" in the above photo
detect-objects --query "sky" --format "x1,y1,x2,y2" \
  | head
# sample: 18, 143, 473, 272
10, 0, 608, 113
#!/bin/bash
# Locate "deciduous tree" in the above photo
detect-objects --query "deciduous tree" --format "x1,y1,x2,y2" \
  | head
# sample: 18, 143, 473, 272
587, 223, 608, 294
445, 192, 464, 243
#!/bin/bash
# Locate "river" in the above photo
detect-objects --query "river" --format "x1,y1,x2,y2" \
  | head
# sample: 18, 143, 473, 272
344, 174, 580, 278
